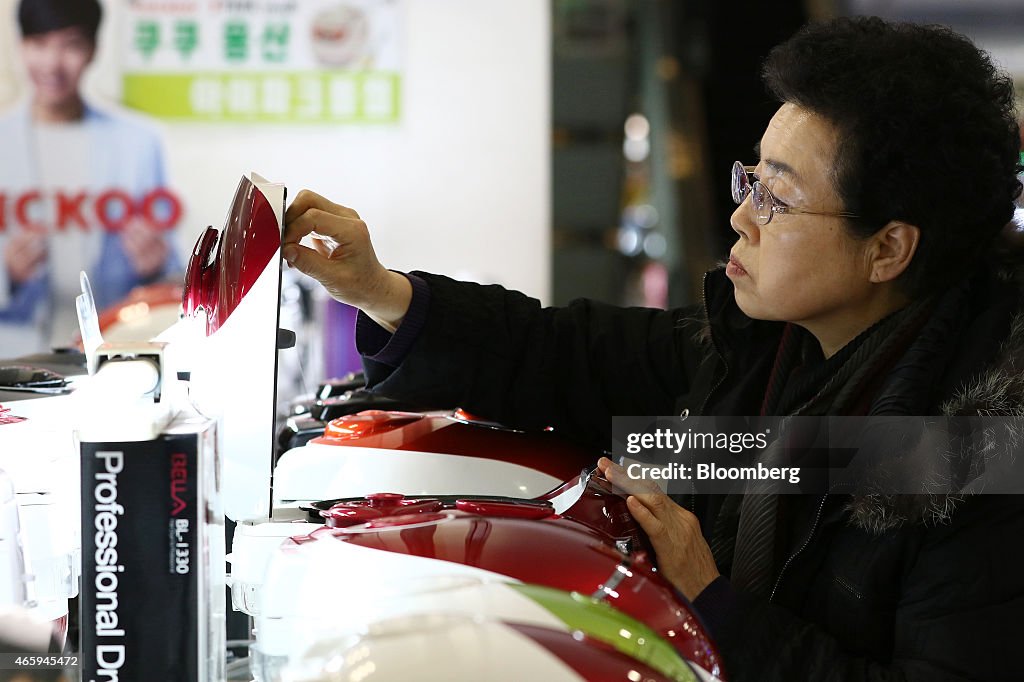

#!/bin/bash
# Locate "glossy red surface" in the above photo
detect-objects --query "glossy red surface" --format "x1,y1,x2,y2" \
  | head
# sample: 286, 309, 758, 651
454, 498, 554, 520
507, 623, 673, 682
555, 474, 656, 557
321, 496, 443, 528
293, 508, 724, 678
319, 410, 425, 440
183, 226, 217, 318
365, 512, 449, 529
312, 410, 595, 482
366, 492, 407, 506
449, 408, 516, 430
182, 176, 281, 336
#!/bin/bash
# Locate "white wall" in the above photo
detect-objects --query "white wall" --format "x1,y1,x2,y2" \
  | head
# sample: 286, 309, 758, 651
0, 0, 551, 301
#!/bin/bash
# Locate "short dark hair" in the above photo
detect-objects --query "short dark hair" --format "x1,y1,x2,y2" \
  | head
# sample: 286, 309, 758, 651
763, 16, 1022, 298
18, 0, 102, 42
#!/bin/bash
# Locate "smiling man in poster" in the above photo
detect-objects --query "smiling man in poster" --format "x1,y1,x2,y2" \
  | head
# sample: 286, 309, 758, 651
0, 0, 182, 355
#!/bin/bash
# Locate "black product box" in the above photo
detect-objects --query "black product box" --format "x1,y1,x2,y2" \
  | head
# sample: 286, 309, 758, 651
79, 415, 223, 682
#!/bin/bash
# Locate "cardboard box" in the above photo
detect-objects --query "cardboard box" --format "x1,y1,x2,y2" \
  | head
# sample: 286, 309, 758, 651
79, 414, 223, 682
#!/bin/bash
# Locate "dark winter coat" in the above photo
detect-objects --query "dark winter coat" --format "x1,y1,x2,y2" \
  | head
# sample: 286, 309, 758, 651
364, 264, 1024, 682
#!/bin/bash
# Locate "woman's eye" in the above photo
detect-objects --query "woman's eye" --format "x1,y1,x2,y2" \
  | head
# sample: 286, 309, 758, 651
763, 183, 791, 208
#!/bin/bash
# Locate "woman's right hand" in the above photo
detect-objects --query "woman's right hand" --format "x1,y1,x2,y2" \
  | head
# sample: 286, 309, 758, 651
282, 190, 412, 332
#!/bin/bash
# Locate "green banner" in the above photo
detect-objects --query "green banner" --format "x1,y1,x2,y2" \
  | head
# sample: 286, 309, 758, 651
122, 71, 401, 123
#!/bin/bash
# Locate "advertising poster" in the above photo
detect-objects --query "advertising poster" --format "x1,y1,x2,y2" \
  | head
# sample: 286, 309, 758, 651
121, 0, 403, 123
0, 0, 184, 357
0, 0, 549, 367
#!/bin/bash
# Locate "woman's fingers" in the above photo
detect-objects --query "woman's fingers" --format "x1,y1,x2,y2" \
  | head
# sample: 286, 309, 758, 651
283, 190, 360, 244
626, 495, 666, 539
283, 208, 364, 247
599, 457, 663, 498
281, 241, 325, 267
283, 189, 357, 224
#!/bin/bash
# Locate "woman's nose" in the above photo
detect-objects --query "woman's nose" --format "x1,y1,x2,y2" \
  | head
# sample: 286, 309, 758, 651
730, 201, 758, 244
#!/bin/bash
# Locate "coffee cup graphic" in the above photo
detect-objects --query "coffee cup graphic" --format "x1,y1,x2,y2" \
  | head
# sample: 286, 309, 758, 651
311, 4, 372, 68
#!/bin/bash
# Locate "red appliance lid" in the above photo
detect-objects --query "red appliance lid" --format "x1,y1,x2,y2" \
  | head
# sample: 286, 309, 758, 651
313, 409, 595, 483
183, 174, 283, 336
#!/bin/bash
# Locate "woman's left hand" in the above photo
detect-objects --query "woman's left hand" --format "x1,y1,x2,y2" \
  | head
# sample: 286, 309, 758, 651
597, 457, 720, 600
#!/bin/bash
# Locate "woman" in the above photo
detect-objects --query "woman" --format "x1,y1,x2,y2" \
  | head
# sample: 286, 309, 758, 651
282, 17, 1023, 681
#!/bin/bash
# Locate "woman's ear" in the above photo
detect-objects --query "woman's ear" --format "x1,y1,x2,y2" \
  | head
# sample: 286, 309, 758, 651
868, 220, 919, 283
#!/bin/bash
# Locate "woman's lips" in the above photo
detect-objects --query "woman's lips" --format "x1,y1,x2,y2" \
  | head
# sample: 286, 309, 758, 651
726, 255, 748, 277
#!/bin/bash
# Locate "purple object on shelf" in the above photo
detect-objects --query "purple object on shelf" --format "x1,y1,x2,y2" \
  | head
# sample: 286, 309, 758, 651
324, 299, 362, 378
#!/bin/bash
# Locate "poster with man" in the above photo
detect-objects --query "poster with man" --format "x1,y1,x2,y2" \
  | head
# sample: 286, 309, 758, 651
0, 0, 182, 357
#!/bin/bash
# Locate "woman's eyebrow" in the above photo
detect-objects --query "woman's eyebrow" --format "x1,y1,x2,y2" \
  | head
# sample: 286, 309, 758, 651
752, 141, 803, 183
763, 158, 802, 183
751, 142, 804, 188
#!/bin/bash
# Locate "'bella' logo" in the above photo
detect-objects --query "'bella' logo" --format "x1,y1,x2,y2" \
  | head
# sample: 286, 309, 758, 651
170, 453, 188, 516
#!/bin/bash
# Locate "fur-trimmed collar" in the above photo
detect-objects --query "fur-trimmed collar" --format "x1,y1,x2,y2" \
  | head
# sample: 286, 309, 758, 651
940, 309, 1024, 417
846, 303, 1024, 534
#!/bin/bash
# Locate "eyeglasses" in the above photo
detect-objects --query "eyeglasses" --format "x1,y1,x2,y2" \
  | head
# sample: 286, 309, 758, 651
731, 161, 859, 226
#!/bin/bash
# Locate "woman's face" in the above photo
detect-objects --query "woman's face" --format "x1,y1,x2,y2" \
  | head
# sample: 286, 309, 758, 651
728, 103, 879, 350
20, 26, 95, 112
